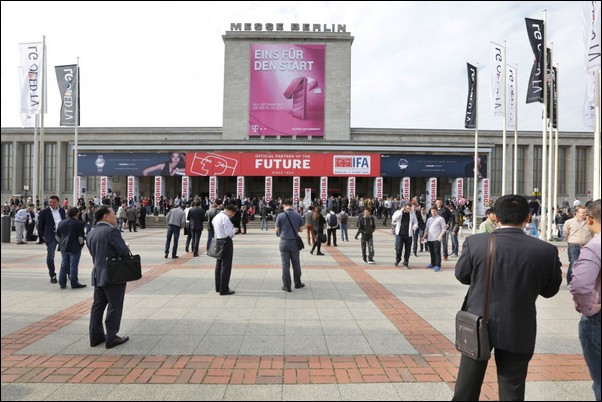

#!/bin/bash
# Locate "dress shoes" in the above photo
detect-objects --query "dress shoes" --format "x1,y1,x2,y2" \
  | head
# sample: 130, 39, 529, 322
193, 253, 199, 257
282, 286, 292, 292
294, 283, 305, 289
172, 255, 179, 259
90, 337, 106, 347
50, 276, 58, 284
72, 283, 87, 289
164, 253, 169, 258
220, 290, 235, 295
106, 335, 129, 349
316, 252, 325, 255
185, 247, 189, 252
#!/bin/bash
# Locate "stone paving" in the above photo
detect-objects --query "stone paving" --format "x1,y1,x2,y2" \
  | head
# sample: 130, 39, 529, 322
0, 224, 595, 400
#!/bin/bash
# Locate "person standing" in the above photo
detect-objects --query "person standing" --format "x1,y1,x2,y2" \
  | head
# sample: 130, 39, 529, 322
357, 208, 376, 264
479, 208, 497, 233
564, 205, 593, 286
275, 199, 305, 292
310, 206, 326, 256
392, 203, 418, 268
187, 200, 206, 257
326, 208, 338, 247
205, 203, 220, 251
304, 205, 316, 245
212, 205, 237, 295
570, 199, 601, 401
435, 198, 451, 261
37, 195, 67, 284
14, 204, 33, 244
164, 203, 186, 259
55, 207, 87, 289
452, 194, 562, 401
338, 208, 349, 242
422, 206, 446, 272
87, 207, 131, 349
125, 205, 138, 232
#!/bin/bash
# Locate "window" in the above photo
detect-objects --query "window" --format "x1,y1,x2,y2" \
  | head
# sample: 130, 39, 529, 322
44, 143, 57, 193
557, 147, 566, 195
575, 147, 588, 194
491, 145, 502, 194
516, 146, 525, 194
65, 143, 73, 193
1, 143, 13, 192
22, 143, 33, 194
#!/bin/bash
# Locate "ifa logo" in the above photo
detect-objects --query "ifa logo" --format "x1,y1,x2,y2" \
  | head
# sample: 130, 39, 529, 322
333, 156, 371, 175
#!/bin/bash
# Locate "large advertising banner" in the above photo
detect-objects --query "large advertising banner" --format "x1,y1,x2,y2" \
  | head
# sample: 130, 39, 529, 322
100, 176, 111, 199
320, 177, 328, 205
154, 176, 164, 210
401, 177, 411, 201
347, 177, 356, 200
374, 177, 383, 200
186, 152, 379, 177
236, 177, 245, 200
292, 176, 301, 208
477, 178, 490, 217
208, 176, 218, 202
265, 176, 273, 202
181, 176, 191, 201
249, 44, 325, 137
127, 176, 139, 203
78, 152, 186, 176
426, 178, 437, 210
380, 154, 488, 178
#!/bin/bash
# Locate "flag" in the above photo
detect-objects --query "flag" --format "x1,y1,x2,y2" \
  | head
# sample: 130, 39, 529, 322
583, 0, 601, 71
55, 64, 80, 126
506, 64, 516, 130
465, 63, 477, 129
18, 42, 46, 116
490, 42, 504, 116
525, 18, 545, 104
584, 70, 597, 129
548, 66, 558, 128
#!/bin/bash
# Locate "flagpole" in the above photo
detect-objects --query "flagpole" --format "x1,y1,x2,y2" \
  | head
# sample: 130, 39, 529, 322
546, 44, 554, 241
540, 10, 548, 240
501, 41, 507, 196
39, 36, 46, 204
594, 69, 601, 200
33, 115, 39, 208
473, 64, 479, 235
513, 63, 518, 194
553, 63, 559, 227
72, 58, 79, 207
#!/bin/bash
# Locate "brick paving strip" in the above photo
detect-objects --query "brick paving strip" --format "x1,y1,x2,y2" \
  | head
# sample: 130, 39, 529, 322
1, 249, 590, 399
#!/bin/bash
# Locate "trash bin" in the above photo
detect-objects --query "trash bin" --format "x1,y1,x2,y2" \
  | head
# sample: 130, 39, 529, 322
1, 215, 11, 243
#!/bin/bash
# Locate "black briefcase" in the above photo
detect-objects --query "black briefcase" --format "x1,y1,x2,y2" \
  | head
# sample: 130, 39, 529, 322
106, 254, 142, 284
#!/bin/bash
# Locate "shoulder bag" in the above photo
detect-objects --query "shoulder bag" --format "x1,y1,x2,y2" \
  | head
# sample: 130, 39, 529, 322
284, 211, 304, 250
107, 253, 142, 284
207, 237, 226, 259
455, 234, 495, 361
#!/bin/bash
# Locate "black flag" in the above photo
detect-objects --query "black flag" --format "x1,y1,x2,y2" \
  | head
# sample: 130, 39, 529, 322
525, 18, 545, 104
55, 64, 80, 126
465, 63, 477, 129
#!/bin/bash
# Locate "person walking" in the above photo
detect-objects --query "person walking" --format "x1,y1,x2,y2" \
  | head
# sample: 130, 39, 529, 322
212, 205, 237, 295
422, 206, 446, 272
570, 199, 601, 401
392, 203, 418, 268
87, 207, 131, 349
452, 194, 562, 401
564, 205, 593, 286
164, 203, 187, 259
357, 208, 376, 264
187, 201, 206, 257
275, 199, 305, 292
304, 205, 316, 245
55, 207, 87, 289
14, 204, 33, 244
37, 195, 67, 284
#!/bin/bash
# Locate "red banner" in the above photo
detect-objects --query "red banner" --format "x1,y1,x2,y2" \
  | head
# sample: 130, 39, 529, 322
186, 152, 379, 177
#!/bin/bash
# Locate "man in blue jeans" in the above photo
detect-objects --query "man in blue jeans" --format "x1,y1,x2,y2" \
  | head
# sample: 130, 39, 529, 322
570, 199, 601, 401
275, 199, 305, 292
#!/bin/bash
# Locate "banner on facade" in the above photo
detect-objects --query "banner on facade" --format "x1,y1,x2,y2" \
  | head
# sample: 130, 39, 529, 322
208, 176, 218, 203
154, 176, 164, 210
401, 177, 411, 201
181, 176, 191, 201
347, 177, 356, 200
78, 152, 186, 176
426, 178, 437, 211
292, 176, 300, 207
127, 176, 139, 203
380, 154, 487, 178
320, 177, 328, 205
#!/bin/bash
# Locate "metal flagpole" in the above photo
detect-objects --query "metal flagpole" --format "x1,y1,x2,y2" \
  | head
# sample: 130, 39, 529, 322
473, 64, 479, 234
72, 58, 79, 206
546, 44, 554, 241
39, 36, 46, 204
513, 63, 519, 194
33, 115, 39, 207
501, 41, 507, 195
553, 63, 560, 233
540, 10, 548, 240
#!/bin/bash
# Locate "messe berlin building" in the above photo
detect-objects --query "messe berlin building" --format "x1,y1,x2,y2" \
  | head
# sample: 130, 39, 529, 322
0, 26, 594, 211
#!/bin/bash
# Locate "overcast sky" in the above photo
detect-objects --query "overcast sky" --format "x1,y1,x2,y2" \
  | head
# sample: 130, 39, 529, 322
0, 1, 594, 132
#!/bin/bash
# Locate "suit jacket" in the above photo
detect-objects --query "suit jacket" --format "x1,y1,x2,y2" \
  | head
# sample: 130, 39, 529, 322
86, 222, 131, 287
455, 227, 562, 354
55, 217, 85, 253
187, 206, 206, 231
37, 206, 66, 243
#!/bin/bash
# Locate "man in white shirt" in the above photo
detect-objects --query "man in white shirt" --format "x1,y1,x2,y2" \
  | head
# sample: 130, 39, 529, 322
212, 205, 237, 295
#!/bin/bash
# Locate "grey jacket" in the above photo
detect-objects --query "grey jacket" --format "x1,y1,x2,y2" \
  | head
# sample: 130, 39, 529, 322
86, 222, 131, 287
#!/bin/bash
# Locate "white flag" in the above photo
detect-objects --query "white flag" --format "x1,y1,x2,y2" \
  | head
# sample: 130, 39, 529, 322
506, 64, 516, 130
490, 42, 504, 116
18, 42, 46, 115
583, 1, 601, 72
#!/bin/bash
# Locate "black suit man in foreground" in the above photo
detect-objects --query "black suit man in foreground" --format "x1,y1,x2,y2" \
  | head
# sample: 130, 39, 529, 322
87, 207, 131, 349
452, 194, 562, 401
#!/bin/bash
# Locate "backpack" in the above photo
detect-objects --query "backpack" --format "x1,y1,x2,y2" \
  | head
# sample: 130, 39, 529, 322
328, 213, 337, 227
339, 213, 348, 224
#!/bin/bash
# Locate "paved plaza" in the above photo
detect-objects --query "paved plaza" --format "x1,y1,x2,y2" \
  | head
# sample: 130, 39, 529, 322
0, 224, 595, 400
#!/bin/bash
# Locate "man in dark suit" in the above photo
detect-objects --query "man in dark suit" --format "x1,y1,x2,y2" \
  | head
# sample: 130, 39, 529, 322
86, 207, 131, 349
187, 201, 206, 256
452, 194, 562, 401
37, 195, 67, 284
